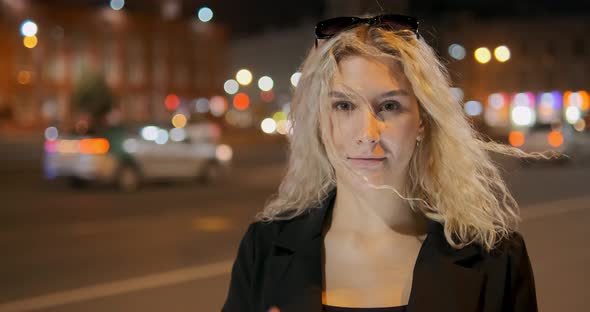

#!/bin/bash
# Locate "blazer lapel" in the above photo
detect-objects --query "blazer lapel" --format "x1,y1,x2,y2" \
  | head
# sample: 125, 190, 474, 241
263, 190, 336, 312
407, 221, 485, 312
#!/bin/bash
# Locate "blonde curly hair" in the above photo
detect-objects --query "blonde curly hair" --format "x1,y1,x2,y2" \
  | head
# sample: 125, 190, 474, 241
257, 25, 540, 251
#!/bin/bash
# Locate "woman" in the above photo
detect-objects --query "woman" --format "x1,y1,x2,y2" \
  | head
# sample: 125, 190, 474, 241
223, 14, 538, 312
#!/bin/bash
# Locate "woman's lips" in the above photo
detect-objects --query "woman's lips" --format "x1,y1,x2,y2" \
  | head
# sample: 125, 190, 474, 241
347, 157, 386, 168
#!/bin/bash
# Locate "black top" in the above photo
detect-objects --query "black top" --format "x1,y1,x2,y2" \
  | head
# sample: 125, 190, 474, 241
222, 188, 538, 312
323, 304, 407, 312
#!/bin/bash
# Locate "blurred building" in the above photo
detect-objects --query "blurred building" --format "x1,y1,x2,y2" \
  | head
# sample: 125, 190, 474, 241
0, 2, 228, 129
432, 14, 589, 136
438, 14, 588, 101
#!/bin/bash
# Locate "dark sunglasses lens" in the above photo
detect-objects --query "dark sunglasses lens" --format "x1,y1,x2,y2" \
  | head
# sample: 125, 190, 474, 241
316, 17, 357, 37
376, 15, 418, 31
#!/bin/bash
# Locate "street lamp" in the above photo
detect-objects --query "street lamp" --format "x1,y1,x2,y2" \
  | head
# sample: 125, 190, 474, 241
20, 20, 38, 37
474, 47, 491, 64
236, 69, 253, 86
198, 7, 213, 22
448, 43, 466, 60
258, 76, 274, 91
110, 0, 125, 11
494, 45, 511, 62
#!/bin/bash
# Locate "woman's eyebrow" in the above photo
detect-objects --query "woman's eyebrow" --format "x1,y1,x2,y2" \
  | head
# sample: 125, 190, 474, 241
328, 90, 409, 99
328, 91, 350, 98
379, 90, 409, 98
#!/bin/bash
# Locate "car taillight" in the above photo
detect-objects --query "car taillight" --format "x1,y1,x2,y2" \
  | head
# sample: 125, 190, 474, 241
547, 131, 563, 147
79, 138, 110, 154
47, 138, 110, 154
44, 140, 58, 153
508, 131, 525, 147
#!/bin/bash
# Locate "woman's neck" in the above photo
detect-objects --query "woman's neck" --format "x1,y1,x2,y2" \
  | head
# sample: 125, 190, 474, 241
329, 181, 428, 238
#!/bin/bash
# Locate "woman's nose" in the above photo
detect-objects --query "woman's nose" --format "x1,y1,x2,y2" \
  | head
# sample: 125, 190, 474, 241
356, 111, 381, 145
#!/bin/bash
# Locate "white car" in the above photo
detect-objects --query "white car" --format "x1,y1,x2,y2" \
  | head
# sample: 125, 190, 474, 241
44, 123, 232, 191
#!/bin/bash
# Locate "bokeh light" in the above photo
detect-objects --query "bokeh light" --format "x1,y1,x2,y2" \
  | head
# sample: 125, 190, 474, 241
169, 128, 187, 142
236, 69, 253, 86
290, 72, 301, 87
537, 92, 558, 124
488, 93, 507, 110
260, 90, 275, 103
474, 47, 492, 64
509, 131, 525, 147
258, 76, 274, 91
566, 91, 590, 111
547, 131, 563, 147
565, 106, 581, 124
17, 70, 32, 84
448, 43, 466, 60
123, 138, 138, 153
110, 0, 125, 11
464, 100, 483, 116
141, 126, 159, 141
23, 35, 38, 48
224, 79, 239, 95
195, 98, 209, 113
216, 144, 233, 162
494, 45, 511, 62
209, 96, 228, 117
20, 20, 38, 37
171, 114, 188, 128
44, 126, 58, 141
574, 119, 586, 132
155, 129, 169, 145
232, 93, 250, 111
272, 111, 287, 121
261, 118, 277, 134
198, 7, 213, 22
165, 94, 180, 111
511, 106, 535, 126
79, 138, 110, 154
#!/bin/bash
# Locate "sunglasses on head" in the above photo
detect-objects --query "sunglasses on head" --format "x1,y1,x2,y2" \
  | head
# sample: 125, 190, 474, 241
314, 14, 420, 47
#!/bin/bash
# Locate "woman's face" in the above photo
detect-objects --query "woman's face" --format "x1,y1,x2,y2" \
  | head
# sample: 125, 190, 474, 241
327, 55, 423, 189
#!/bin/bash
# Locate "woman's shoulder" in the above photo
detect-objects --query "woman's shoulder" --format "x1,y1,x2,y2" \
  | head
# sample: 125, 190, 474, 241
478, 231, 532, 269
246, 208, 314, 241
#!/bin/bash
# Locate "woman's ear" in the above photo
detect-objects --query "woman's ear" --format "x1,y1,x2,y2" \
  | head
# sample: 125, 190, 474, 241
417, 117, 425, 141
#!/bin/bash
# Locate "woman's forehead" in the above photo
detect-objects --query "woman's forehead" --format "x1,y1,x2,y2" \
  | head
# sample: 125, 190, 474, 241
331, 55, 412, 96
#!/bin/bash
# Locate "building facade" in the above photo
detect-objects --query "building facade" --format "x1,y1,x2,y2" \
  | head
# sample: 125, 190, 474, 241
0, 3, 228, 129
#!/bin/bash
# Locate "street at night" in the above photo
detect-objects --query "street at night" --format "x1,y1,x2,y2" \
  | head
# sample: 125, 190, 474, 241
0, 137, 589, 311
1, 1, 590, 311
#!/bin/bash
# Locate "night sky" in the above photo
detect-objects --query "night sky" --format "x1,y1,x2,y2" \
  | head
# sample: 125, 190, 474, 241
31, 0, 590, 38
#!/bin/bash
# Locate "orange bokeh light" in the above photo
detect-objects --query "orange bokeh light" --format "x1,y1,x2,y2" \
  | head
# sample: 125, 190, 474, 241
547, 131, 563, 147
79, 138, 110, 154
563, 91, 572, 107
165, 94, 180, 111
233, 93, 250, 111
509, 131, 525, 147
578, 90, 589, 111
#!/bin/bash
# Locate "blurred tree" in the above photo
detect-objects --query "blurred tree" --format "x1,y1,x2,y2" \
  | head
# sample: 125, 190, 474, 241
71, 71, 115, 133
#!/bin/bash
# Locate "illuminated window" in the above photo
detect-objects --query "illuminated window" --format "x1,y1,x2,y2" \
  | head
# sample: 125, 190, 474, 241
102, 37, 119, 85
127, 36, 145, 86
152, 35, 167, 87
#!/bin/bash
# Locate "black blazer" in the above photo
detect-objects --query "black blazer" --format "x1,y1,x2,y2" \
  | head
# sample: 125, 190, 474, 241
222, 190, 538, 312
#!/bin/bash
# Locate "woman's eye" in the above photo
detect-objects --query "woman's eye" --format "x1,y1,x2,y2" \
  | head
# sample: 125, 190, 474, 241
380, 101, 401, 112
333, 101, 355, 111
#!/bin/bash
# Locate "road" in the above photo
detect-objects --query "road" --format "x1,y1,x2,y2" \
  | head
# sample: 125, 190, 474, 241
0, 136, 588, 312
